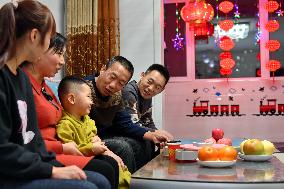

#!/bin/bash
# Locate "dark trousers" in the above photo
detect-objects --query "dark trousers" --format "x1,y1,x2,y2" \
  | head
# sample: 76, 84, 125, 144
103, 136, 152, 173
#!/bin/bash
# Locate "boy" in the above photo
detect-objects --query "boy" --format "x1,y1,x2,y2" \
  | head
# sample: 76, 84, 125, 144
56, 76, 131, 189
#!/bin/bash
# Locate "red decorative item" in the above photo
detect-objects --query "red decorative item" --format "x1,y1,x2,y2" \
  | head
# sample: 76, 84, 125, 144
220, 58, 235, 69
265, 1, 279, 13
181, 2, 214, 25
219, 19, 234, 31
219, 36, 235, 51
256, 53, 260, 61
265, 20, 280, 32
219, 1, 234, 14
265, 40, 281, 52
266, 60, 281, 72
220, 52, 233, 60
194, 22, 214, 39
220, 68, 233, 76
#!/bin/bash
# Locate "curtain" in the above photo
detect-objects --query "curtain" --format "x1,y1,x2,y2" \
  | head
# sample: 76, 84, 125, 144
66, 0, 120, 77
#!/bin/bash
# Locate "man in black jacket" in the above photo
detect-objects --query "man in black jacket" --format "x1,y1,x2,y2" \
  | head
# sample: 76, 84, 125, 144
85, 56, 173, 173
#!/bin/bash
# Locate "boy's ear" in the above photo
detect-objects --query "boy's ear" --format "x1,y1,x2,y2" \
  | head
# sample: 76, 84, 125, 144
67, 93, 76, 104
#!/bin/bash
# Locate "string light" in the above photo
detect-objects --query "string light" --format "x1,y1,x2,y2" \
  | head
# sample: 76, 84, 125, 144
234, 0, 240, 21
172, 3, 184, 51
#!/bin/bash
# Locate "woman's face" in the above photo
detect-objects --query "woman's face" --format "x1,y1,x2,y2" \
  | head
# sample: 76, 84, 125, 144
37, 47, 66, 78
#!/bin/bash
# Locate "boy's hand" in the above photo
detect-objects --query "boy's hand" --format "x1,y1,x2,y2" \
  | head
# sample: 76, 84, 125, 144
103, 150, 127, 170
92, 135, 101, 143
62, 142, 83, 156
92, 142, 108, 155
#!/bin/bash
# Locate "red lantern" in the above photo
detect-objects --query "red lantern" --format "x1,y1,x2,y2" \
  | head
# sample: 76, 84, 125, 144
220, 52, 232, 60
265, 1, 279, 13
265, 20, 280, 32
266, 60, 281, 72
220, 68, 232, 76
194, 22, 214, 37
219, 1, 234, 14
220, 58, 235, 69
219, 36, 235, 51
265, 40, 281, 52
219, 20, 234, 32
256, 53, 260, 61
181, 2, 214, 25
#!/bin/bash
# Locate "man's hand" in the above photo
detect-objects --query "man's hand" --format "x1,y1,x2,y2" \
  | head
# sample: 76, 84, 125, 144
52, 165, 86, 180
143, 130, 167, 144
62, 142, 83, 156
92, 141, 108, 155
103, 150, 127, 170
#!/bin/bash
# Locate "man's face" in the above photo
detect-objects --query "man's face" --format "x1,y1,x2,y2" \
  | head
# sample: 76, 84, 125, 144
96, 62, 132, 96
138, 70, 166, 99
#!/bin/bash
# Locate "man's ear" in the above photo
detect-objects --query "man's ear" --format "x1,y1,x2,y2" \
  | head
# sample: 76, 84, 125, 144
140, 72, 145, 79
67, 93, 76, 105
29, 28, 39, 43
99, 65, 106, 75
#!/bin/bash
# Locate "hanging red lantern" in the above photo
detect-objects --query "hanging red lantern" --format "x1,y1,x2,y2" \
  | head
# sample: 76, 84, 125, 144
265, 40, 281, 52
219, 20, 234, 31
220, 52, 232, 60
194, 22, 214, 37
220, 58, 235, 69
256, 52, 261, 61
219, 36, 235, 51
266, 60, 281, 72
220, 68, 232, 76
265, 1, 279, 13
265, 20, 280, 32
181, 2, 214, 25
219, 1, 234, 14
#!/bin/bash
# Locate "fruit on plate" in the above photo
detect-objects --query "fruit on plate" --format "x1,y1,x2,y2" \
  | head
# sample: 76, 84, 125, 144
212, 128, 224, 141
243, 139, 264, 155
262, 140, 275, 155
217, 138, 232, 146
198, 146, 219, 161
218, 146, 237, 161
204, 137, 217, 144
240, 139, 249, 154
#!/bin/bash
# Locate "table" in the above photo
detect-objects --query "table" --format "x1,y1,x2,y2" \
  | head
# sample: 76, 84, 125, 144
130, 153, 284, 189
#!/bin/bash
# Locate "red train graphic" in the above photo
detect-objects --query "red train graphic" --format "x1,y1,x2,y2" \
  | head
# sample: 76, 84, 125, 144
193, 101, 240, 116
260, 99, 284, 115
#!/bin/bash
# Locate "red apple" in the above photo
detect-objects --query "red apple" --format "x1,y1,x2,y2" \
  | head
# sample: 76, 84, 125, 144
212, 128, 224, 141
217, 138, 232, 146
204, 137, 217, 144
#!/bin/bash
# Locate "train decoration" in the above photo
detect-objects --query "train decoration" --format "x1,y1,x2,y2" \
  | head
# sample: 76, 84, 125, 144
254, 99, 284, 116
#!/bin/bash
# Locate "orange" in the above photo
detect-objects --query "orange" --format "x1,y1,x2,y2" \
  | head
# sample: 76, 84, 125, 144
198, 146, 219, 161
218, 146, 237, 161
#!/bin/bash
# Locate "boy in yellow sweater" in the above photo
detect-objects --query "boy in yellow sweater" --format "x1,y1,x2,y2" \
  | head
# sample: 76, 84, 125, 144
56, 76, 131, 189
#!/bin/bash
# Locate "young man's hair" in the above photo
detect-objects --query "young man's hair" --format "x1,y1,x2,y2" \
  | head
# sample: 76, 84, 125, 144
145, 64, 170, 84
58, 75, 89, 103
106, 56, 134, 78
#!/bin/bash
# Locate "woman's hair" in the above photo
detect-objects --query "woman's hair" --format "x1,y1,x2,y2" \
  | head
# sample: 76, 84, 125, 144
49, 32, 67, 55
0, 0, 56, 68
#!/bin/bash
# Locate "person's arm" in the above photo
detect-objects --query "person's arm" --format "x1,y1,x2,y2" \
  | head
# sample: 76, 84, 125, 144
45, 140, 64, 154
56, 120, 95, 156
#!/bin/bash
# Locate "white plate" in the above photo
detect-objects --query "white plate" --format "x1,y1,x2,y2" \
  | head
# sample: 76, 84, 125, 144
197, 159, 236, 168
238, 153, 273, 161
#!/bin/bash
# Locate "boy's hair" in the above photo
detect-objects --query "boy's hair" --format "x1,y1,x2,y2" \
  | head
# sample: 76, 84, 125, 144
106, 56, 134, 79
145, 64, 170, 84
58, 75, 89, 103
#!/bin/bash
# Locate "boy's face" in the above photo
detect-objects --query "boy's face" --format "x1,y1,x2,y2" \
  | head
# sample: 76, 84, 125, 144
74, 83, 93, 117
138, 70, 166, 99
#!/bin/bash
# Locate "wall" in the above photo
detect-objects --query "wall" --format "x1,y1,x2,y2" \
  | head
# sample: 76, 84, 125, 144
119, 0, 164, 129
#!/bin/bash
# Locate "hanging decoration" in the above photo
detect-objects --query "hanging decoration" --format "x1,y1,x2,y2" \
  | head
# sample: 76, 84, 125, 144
265, 40, 281, 52
172, 3, 184, 51
276, 2, 284, 16
219, 36, 235, 51
220, 52, 233, 60
266, 60, 281, 83
219, 1, 234, 14
220, 68, 233, 76
234, 0, 240, 20
220, 58, 236, 69
219, 19, 234, 31
265, 1, 279, 13
265, 20, 280, 32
